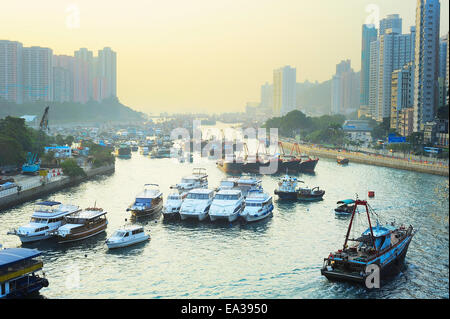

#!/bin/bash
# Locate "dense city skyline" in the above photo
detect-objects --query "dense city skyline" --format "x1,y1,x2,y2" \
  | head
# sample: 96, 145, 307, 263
0, 0, 449, 114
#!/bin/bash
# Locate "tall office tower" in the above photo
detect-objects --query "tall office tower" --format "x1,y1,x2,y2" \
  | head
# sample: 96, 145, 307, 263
368, 39, 380, 118
375, 26, 416, 122
413, 0, 441, 132
22, 46, 53, 102
97, 47, 117, 99
74, 48, 94, 101
331, 60, 360, 115
390, 62, 414, 130
0, 40, 23, 104
260, 82, 273, 110
273, 66, 296, 116
379, 14, 402, 35
360, 24, 378, 109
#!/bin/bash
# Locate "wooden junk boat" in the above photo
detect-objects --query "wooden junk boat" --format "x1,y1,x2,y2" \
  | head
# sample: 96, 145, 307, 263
321, 199, 415, 284
54, 207, 108, 243
127, 184, 163, 218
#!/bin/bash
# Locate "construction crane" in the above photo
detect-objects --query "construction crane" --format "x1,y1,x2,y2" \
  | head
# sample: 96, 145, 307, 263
39, 106, 50, 132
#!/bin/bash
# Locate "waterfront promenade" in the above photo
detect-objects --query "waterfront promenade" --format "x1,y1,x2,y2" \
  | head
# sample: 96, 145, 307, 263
281, 140, 449, 177
0, 164, 115, 210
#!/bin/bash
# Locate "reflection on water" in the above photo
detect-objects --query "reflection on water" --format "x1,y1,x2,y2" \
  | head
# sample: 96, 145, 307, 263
0, 153, 448, 298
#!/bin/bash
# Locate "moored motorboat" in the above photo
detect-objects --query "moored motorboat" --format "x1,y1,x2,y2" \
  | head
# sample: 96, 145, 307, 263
163, 192, 187, 220
127, 184, 163, 218
0, 248, 49, 298
170, 168, 208, 193
297, 183, 325, 201
235, 176, 262, 197
298, 155, 319, 173
106, 226, 150, 249
179, 188, 214, 221
8, 201, 81, 243
115, 144, 131, 158
321, 199, 416, 285
209, 189, 245, 222
54, 207, 108, 243
240, 189, 274, 222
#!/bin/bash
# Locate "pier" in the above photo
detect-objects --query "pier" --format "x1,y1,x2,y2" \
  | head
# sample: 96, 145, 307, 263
0, 164, 115, 211
281, 140, 449, 177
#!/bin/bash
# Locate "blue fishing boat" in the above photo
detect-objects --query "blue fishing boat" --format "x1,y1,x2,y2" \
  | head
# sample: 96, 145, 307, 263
321, 199, 415, 285
0, 248, 49, 298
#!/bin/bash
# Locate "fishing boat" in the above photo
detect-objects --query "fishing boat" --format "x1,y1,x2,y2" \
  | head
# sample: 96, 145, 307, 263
170, 168, 208, 193
273, 174, 298, 200
53, 207, 108, 243
298, 155, 319, 173
209, 189, 245, 222
0, 248, 49, 298
162, 192, 187, 220
240, 189, 274, 222
179, 188, 214, 221
105, 226, 150, 249
334, 199, 356, 215
297, 182, 325, 201
115, 144, 131, 158
150, 146, 171, 158
127, 184, 163, 218
321, 199, 416, 285
337, 156, 349, 165
8, 201, 81, 243
216, 156, 244, 174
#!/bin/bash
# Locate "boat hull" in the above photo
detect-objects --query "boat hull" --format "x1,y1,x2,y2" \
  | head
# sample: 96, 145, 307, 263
299, 159, 318, 173
106, 235, 150, 249
241, 205, 274, 222
3, 275, 49, 299
57, 221, 107, 243
180, 212, 209, 221
274, 190, 298, 200
18, 233, 53, 243
217, 161, 243, 174
129, 203, 163, 218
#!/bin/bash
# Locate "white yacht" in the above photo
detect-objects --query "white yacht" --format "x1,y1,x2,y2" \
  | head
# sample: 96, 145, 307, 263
236, 176, 262, 197
171, 168, 208, 193
106, 226, 150, 249
216, 177, 238, 191
209, 189, 245, 222
162, 192, 187, 219
179, 188, 214, 221
240, 189, 274, 222
9, 201, 81, 243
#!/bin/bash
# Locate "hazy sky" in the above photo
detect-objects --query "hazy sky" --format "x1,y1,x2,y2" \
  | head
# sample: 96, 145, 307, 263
1, 0, 448, 114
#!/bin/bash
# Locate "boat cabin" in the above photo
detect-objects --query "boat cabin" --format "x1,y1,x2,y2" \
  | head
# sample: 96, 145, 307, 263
335, 199, 355, 214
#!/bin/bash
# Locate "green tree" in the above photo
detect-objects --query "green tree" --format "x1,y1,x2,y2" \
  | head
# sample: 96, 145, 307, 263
61, 159, 86, 178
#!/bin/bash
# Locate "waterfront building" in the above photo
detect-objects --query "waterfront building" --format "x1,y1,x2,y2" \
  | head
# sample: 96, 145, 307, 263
0, 40, 23, 104
375, 26, 415, 122
342, 120, 373, 145
398, 107, 415, 137
22, 46, 53, 102
273, 66, 296, 116
413, 0, 441, 132
390, 62, 414, 130
360, 24, 378, 110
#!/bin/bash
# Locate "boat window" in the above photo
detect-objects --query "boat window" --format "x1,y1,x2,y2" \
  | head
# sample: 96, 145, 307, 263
187, 193, 209, 200
215, 194, 239, 200
168, 195, 180, 200
124, 232, 129, 237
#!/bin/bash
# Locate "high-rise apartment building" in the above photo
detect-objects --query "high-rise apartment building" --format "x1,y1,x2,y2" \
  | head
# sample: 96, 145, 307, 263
97, 47, 117, 100
360, 24, 378, 109
413, 0, 441, 132
260, 82, 273, 111
22, 46, 53, 102
273, 66, 296, 116
0, 40, 23, 104
331, 60, 360, 115
390, 62, 414, 130
379, 14, 402, 35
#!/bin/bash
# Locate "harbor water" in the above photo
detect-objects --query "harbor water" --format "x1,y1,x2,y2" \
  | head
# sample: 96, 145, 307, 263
0, 153, 448, 298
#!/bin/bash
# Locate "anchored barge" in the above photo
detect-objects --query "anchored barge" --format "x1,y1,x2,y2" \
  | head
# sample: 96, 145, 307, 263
321, 199, 415, 284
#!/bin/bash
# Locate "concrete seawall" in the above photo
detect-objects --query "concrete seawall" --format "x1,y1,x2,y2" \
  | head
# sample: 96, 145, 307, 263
281, 141, 449, 177
0, 164, 115, 211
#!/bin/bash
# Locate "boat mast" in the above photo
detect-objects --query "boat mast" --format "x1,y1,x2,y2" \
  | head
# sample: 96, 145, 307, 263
343, 200, 376, 250
343, 202, 358, 250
